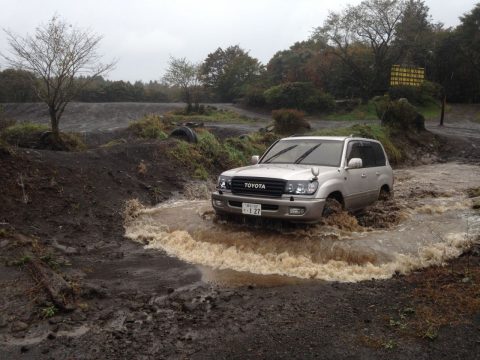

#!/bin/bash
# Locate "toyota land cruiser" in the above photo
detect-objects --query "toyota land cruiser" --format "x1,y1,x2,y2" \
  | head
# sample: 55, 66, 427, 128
211, 136, 393, 223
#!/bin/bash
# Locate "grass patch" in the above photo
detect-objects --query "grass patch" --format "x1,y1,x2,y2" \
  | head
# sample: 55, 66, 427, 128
101, 138, 128, 147
418, 102, 441, 120
0, 122, 86, 151
309, 124, 402, 164
10, 255, 31, 267
41, 305, 58, 319
324, 101, 378, 121
384, 255, 480, 341
60, 132, 87, 151
1, 122, 50, 147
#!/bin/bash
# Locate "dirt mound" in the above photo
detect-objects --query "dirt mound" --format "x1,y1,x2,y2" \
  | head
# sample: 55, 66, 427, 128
0, 140, 185, 247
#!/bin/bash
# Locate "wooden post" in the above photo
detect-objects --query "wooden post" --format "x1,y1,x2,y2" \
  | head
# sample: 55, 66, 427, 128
440, 94, 446, 126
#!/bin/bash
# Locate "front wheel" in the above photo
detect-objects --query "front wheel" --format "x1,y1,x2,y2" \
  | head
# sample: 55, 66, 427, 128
322, 197, 343, 217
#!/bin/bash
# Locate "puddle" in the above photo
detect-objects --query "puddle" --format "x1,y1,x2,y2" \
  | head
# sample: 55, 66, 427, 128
125, 163, 480, 284
0, 325, 90, 347
198, 266, 312, 287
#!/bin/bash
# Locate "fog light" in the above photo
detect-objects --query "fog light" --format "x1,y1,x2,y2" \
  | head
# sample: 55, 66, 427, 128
289, 207, 305, 215
214, 199, 224, 207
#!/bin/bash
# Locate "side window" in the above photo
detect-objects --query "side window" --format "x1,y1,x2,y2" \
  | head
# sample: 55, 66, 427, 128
359, 143, 376, 168
371, 142, 386, 166
346, 141, 362, 164
346, 141, 380, 168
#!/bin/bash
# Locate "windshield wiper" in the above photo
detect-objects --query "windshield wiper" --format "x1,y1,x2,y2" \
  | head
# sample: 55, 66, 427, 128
294, 144, 321, 164
262, 145, 298, 163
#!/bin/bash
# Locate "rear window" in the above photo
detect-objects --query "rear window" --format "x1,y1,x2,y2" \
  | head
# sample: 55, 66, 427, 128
372, 142, 386, 166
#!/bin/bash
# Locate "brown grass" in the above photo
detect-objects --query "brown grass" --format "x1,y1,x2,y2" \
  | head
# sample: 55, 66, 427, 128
397, 253, 480, 339
137, 161, 148, 175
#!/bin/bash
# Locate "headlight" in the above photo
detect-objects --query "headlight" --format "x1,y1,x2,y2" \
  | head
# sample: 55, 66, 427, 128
217, 175, 232, 190
285, 181, 318, 195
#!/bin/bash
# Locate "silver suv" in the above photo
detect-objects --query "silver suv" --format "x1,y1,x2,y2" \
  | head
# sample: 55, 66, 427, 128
211, 136, 393, 223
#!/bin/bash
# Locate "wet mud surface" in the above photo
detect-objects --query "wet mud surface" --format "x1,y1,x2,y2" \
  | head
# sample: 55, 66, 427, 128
1, 104, 480, 358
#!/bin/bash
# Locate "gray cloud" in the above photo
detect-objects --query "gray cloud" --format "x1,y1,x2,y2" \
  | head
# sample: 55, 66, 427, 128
0, 0, 476, 81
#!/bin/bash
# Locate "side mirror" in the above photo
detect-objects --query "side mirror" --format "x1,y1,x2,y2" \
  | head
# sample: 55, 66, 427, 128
251, 155, 260, 165
346, 158, 362, 169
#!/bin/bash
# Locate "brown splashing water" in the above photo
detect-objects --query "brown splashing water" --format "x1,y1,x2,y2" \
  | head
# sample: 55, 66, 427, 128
124, 163, 480, 285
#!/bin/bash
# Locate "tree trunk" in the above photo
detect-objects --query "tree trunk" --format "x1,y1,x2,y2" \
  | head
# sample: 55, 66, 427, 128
49, 106, 59, 136
48, 105, 64, 148
185, 89, 192, 114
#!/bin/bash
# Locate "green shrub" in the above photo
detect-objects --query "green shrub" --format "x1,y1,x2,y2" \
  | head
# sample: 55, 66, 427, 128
272, 109, 310, 134
264, 82, 335, 112
128, 114, 169, 139
168, 130, 279, 178
388, 81, 441, 106
193, 166, 209, 180
374, 97, 425, 131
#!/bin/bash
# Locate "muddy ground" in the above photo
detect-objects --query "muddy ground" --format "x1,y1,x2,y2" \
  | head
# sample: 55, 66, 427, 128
0, 104, 480, 359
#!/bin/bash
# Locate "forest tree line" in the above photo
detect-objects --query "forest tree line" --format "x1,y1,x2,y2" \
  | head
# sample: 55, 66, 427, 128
1, 0, 480, 109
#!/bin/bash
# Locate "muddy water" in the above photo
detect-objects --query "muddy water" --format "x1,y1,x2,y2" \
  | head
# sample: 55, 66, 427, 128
125, 163, 480, 284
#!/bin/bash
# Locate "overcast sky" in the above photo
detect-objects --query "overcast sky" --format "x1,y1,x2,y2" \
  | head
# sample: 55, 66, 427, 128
0, 0, 477, 82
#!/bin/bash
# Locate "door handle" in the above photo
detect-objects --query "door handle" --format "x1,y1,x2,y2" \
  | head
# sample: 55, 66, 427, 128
361, 173, 367, 178
376, 172, 380, 176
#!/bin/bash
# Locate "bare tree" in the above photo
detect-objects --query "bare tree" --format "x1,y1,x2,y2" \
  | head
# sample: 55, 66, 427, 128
312, 0, 405, 98
162, 56, 201, 112
2, 15, 115, 143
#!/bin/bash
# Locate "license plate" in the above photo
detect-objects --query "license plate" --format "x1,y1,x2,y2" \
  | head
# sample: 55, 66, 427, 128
242, 202, 261, 216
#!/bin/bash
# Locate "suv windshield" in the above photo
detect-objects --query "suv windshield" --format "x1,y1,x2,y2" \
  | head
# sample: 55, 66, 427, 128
261, 139, 344, 167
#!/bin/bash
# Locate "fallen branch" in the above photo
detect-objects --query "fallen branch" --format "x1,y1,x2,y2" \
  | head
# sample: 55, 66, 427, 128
27, 257, 75, 311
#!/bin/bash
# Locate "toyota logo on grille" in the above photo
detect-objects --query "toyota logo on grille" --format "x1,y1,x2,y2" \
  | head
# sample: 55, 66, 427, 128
244, 182, 266, 189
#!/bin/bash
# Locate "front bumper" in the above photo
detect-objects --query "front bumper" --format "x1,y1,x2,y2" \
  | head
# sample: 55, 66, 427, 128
211, 191, 326, 223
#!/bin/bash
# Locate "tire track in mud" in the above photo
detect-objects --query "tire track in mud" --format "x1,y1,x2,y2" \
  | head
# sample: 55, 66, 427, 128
124, 163, 480, 284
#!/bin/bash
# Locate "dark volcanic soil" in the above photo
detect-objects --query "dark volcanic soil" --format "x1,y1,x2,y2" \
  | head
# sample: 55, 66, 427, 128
0, 105, 480, 359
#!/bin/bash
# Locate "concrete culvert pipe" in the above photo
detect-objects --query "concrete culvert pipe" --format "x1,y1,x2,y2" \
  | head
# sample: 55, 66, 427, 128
169, 126, 198, 143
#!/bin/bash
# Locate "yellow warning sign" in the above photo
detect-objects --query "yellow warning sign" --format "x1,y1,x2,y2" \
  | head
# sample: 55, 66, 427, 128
390, 65, 425, 87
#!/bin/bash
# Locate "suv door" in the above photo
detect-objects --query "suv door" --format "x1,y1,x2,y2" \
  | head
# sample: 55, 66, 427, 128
358, 141, 383, 203
343, 140, 376, 210
370, 141, 388, 199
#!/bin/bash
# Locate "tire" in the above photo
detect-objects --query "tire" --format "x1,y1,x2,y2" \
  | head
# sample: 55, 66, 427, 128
169, 126, 198, 143
378, 187, 392, 201
322, 197, 343, 217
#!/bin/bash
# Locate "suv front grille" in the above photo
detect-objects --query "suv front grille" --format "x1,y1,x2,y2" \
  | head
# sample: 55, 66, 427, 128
231, 177, 286, 197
